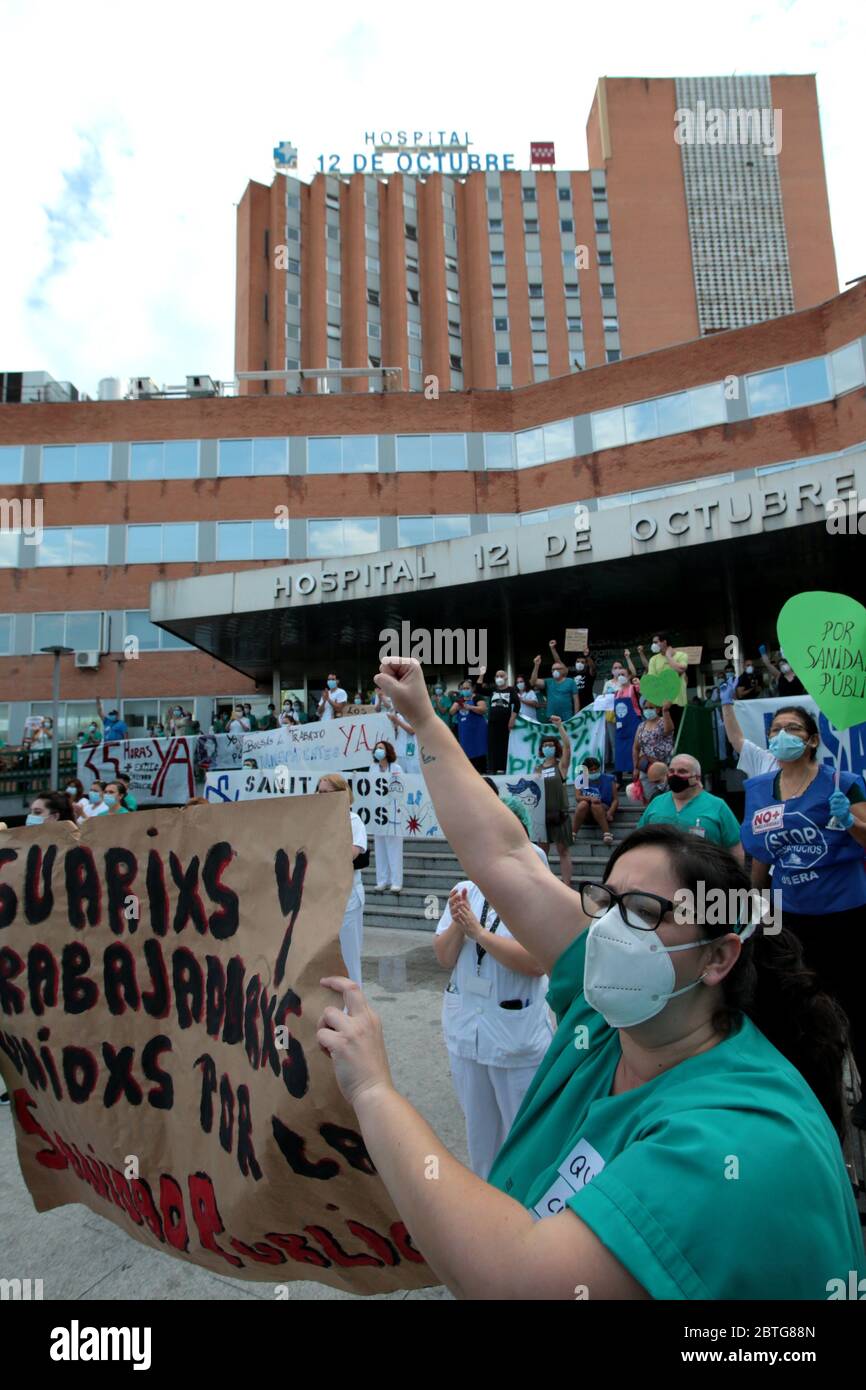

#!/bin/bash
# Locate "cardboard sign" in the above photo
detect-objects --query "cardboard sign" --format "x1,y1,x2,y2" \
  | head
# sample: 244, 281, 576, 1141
681, 646, 703, 665
563, 628, 589, 653
0, 800, 433, 1293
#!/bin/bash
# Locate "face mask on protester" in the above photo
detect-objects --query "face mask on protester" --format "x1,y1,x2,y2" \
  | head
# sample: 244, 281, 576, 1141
327, 679, 338, 690
651, 642, 661, 654
587, 772, 601, 782
616, 674, 628, 686
434, 686, 444, 695
584, 904, 712, 1028
462, 687, 472, 696
667, 773, 693, 794
780, 662, 792, 674
516, 681, 525, 691
552, 670, 564, 681
65, 785, 77, 796
88, 789, 102, 804
373, 747, 386, 761
103, 794, 117, 808
643, 707, 657, 720
26, 813, 44, 826
769, 729, 808, 762
745, 665, 754, 675
495, 677, 507, 687
575, 662, 585, 672
542, 744, 556, 757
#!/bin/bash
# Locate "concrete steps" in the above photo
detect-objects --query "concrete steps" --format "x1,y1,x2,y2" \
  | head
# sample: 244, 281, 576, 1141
362, 803, 643, 930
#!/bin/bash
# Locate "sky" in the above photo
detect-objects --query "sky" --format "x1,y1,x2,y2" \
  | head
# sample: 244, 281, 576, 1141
0, 0, 863, 399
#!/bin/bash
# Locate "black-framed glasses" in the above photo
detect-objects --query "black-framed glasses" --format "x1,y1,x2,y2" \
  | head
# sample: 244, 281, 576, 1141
578, 881, 677, 932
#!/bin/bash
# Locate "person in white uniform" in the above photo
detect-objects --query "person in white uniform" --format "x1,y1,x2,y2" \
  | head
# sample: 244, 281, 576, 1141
433, 796, 554, 1179
317, 773, 367, 986
317, 673, 348, 722
371, 738, 404, 893
719, 674, 779, 777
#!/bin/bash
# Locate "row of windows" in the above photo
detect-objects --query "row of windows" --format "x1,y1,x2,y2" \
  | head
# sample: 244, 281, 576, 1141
1, 341, 862, 485
0, 610, 188, 655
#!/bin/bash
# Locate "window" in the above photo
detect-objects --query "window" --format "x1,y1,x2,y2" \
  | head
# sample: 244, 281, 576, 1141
397, 515, 471, 546
33, 611, 101, 651
366, 222, 379, 240
558, 187, 572, 202
407, 288, 420, 305
491, 283, 507, 298
0, 446, 23, 483
530, 315, 545, 330
525, 251, 542, 267
591, 408, 626, 451
326, 194, 340, 210
655, 393, 692, 435
687, 383, 726, 428
368, 355, 381, 368
366, 256, 380, 273
490, 250, 505, 265
0, 532, 18, 567
405, 223, 417, 241
602, 316, 619, 331
327, 357, 341, 370
592, 187, 606, 201
484, 434, 514, 469
408, 321, 422, 338
449, 354, 462, 371
606, 350, 621, 363
308, 436, 378, 474
446, 289, 460, 304
409, 354, 422, 372
445, 255, 458, 272
496, 351, 511, 366
123, 611, 189, 651
532, 351, 548, 367
326, 257, 340, 275
543, 419, 575, 461
601, 284, 616, 299
560, 219, 574, 233
216, 520, 287, 561
522, 188, 536, 202
406, 257, 419, 274
37, 527, 108, 567
830, 341, 865, 395
287, 258, 300, 275
598, 251, 612, 265
567, 316, 582, 332
368, 322, 381, 338
488, 219, 502, 232
42, 444, 110, 482
444, 224, 457, 242
126, 523, 196, 564
287, 290, 300, 307
494, 316, 509, 332
367, 288, 380, 306
524, 219, 538, 233
327, 322, 341, 340
327, 290, 342, 307
784, 356, 830, 408
307, 518, 379, 557
285, 226, 300, 242
528, 282, 543, 298
595, 219, 609, 232
29, 701, 100, 741
448, 318, 461, 335
625, 400, 657, 442
218, 438, 288, 475
396, 434, 467, 471
130, 441, 199, 479
516, 428, 544, 468
404, 193, 416, 210
0, 614, 12, 653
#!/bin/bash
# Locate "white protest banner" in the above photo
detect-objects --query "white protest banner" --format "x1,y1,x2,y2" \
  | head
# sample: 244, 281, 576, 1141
78, 735, 245, 805
506, 709, 606, 784
241, 712, 394, 772
204, 769, 546, 841
733, 696, 866, 782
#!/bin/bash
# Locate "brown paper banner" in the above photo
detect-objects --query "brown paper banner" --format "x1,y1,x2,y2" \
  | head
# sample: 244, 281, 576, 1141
0, 798, 434, 1293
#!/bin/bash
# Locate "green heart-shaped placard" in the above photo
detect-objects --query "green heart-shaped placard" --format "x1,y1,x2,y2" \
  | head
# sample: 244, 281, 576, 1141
777, 591, 866, 731
638, 669, 682, 707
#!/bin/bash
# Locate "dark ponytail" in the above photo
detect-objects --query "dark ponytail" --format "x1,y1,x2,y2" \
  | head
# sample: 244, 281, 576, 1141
603, 826, 850, 1136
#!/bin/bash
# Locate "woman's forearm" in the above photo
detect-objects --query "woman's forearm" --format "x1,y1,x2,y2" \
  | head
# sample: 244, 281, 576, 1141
433, 921, 464, 971
354, 1083, 534, 1298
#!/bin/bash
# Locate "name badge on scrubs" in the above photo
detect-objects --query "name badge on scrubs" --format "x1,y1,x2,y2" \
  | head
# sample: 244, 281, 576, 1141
464, 976, 492, 998
752, 804, 784, 834
533, 1138, 606, 1221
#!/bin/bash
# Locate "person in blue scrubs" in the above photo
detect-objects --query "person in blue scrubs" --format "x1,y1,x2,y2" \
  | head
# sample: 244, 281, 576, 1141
741, 705, 866, 1127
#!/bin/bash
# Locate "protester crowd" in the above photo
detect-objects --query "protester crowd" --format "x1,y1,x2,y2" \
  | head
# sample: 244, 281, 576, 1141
4, 638, 865, 1307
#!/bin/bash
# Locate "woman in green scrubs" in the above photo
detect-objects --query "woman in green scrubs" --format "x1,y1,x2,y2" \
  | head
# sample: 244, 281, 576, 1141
316, 658, 864, 1301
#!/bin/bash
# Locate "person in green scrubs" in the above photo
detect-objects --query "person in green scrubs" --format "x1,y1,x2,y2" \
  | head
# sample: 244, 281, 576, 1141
314, 658, 863, 1301
637, 753, 743, 858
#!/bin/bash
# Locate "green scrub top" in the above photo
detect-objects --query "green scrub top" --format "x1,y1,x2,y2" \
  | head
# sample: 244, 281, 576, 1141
637, 788, 741, 848
487, 930, 864, 1300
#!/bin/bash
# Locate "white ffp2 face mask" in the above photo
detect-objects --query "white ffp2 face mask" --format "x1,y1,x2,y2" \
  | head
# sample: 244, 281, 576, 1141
584, 905, 711, 1028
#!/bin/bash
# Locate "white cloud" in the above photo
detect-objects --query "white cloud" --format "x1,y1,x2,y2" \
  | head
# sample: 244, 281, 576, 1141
1, 0, 863, 397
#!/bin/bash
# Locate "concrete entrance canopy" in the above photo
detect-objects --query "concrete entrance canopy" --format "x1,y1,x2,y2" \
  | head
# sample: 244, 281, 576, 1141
149, 450, 865, 683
